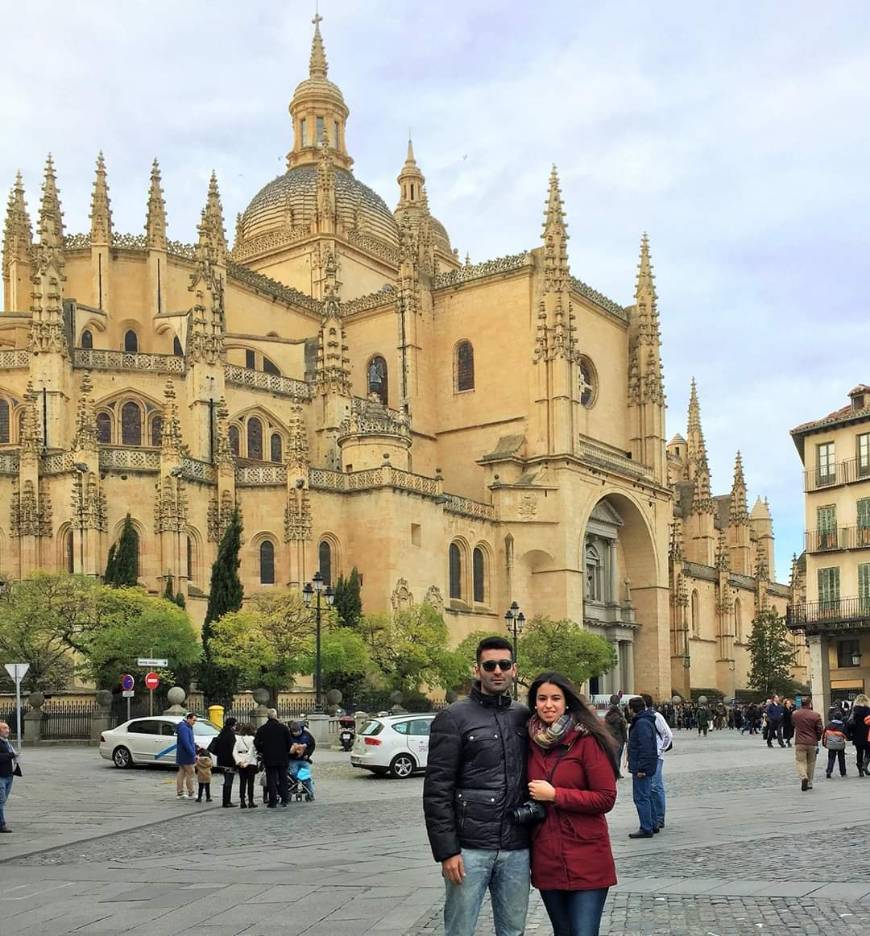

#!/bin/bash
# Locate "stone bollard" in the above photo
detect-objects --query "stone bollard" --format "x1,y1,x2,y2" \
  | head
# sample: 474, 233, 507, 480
306, 712, 331, 746
90, 690, 114, 746
23, 691, 44, 745
163, 686, 188, 716
252, 688, 271, 728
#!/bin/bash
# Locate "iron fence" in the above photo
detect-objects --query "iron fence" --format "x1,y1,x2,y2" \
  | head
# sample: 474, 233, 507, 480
40, 702, 98, 740
0, 704, 29, 737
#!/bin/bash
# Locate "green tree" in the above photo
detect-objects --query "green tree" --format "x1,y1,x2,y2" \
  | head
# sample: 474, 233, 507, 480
518, 617, 617, 689
104, 514, 139, 587
747, 608, 797, 697
0, 591, 76, 692
200, 508, 244, 704
301, 627, 371, 706
333, 566, 363, 628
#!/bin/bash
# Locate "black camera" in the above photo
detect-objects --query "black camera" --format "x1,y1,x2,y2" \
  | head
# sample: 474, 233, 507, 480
511, 799, 547, 826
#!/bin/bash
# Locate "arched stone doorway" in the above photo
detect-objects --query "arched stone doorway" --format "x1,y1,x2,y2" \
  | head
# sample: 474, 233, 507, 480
582, 492, 662, 697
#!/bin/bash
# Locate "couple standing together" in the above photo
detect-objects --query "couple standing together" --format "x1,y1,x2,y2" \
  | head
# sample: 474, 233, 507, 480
424, 636, 618, 936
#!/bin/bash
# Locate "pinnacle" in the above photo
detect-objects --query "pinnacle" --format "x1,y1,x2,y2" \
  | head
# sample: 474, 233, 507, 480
309, 13, 328, 78
543, 164, 567, 233
146, 158, 167, 249
37, 153, 63, 249
89, 151, 113, 244
406, 136, 416, 164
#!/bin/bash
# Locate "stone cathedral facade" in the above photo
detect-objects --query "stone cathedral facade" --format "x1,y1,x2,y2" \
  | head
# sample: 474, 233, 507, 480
0, 18, 802, 699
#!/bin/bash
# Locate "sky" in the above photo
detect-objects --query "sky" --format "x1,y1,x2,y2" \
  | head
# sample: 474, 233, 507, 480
2, 1, 870, 582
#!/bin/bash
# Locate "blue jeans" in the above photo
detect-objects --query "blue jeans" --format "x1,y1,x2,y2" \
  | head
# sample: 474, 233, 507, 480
444, 847, 529, 936
632, 773, 654, 833
0, 775, 13, 828
650, 758, 666, 828
540, 887, 609, 936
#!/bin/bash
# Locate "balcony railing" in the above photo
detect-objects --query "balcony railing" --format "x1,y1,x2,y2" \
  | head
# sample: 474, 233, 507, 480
787, 597, 870, 634
805, 526, 870, 553
804, 457, 870, 492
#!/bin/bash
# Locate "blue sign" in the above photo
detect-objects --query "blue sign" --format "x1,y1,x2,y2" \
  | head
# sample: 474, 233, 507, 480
120, 673, 134, 691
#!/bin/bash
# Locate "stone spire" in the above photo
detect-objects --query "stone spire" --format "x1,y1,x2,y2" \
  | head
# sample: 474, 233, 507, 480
29, 155, 67, 355
396, 137, 426, 209
716, 526, 731, 571
145, 159, 167, 250
19, 382, 42, 456
187, 173, 226, 365
542, 165, 568, 289
687, 379, 713, 512
315, 136, 337, 231
314, 251, 351, 395
3, 172, 32, 269
629, 234, 664, 405
309, 11, 328, 78
72, 371, 98, 453
89, 152, 113, 246
197, 171, 227, 267
160, 379, 185, 457
287, 404, 310, 472
214, 396, 235, 467
729, 451, 749, 524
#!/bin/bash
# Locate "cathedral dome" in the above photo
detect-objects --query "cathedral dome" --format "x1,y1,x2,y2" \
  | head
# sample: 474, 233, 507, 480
236, 164, 400, 254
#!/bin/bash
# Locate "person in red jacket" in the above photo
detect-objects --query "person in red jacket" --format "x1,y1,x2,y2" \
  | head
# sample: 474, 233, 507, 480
526, 671, 619, 936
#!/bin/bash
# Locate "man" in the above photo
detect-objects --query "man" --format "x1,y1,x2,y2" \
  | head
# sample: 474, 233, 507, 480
175, 712, 197, 799
642, 694, 673, 833
288, 720, 316, 801
254, 708, 293, 807
792, 697, 823, 791
0, 720, 20, 833
424, 636, 530, 936
210, 716, 239, 808
766, 695, 785, 748
627, 696, 658, 838
604, 694, 628, 778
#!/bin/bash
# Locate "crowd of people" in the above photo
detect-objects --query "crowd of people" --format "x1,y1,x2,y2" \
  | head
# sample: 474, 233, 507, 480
174, 710, 316, 808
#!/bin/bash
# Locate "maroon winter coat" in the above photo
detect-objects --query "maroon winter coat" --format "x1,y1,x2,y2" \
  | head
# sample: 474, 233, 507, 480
527, 729, 618, 891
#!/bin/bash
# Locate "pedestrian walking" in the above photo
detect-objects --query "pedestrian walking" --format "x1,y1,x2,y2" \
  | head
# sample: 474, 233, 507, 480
233, 722, 259, 808
766, 695, 785, 748
175, 712, 197, 799
792, 698, 823, 791
643, 694, 673, 833
526, 672, 617, 936
822, 715, 848, 779
0, 720, 22, 833
848, 693, 870, 776
254, 708, 293, 807
782, 699, 795, 748
195, 748, 213, 802
211, 717, 239, 808
696, 703, 709, 737
423, 636, 530, 936
627, 696, 658, 838
603, 695, 628, 778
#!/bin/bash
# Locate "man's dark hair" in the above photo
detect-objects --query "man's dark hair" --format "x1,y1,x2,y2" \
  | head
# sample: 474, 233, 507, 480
476, 636, 514, 662
642, 693, 653, 709
628, 697, 646, 715
184, 712, 196, 721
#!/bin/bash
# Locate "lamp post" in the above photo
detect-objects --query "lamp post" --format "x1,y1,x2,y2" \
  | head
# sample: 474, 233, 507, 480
503, 601, 525, 700
73, 462, 89, 574
302, 570, 334, 712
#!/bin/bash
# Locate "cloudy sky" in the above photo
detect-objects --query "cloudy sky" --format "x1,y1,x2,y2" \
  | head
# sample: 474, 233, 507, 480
2, 1, 869, 581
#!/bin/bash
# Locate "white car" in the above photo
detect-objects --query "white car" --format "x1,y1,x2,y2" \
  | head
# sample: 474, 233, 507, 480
99, 716, 220, 769
350, 713, 436, 779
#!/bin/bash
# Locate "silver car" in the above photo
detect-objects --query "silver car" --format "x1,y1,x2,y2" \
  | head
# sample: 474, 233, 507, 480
99, 716, 219, 768
350, 713, 435, 779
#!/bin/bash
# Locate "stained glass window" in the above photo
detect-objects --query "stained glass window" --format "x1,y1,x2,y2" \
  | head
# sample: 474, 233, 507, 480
124, 330, 138, 353
151, 416, 163, 448
96, 412, 111, 443
472, 547, 485, 603
229, 425, 240, 456
173, 336, 183, 357
0, 400, 9, 444
456, 341, 474, 391
319, 540, 332, 586
81, 329, 93, 349
263, 357, 280, 376
260, 541, 275, 585
247, 417, 263, 460
121, 402, 142, 446
449, 543, 462, 599
368, 356, 388, 405
270, 433, 283, 463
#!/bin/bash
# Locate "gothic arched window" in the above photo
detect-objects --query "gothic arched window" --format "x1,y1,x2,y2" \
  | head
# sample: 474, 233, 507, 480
229, 425, 240, 456
270, 433, 283, 463
691, 590, 700, 638
579, 356, 597, 408
173, 335, 183, 357
449, 543, 462, 600
263, 357, 280, 376
456, 341, 475, 392
472, 546, 485, 603
151, 415, 163, 448
81, 329, 93, 350
124, 330, 138, 354
734, 598, 743, 643
585, 544, 602, 602
121, 402, 142, 446
259, 540, 275, 585
65, 529, 74, 573
96, 412, 111, 444
247, 417, 263, 461
319, 540, 332, 587
367, 355, 388, 405
187, 535, 194, 585
0, 399, 9, 444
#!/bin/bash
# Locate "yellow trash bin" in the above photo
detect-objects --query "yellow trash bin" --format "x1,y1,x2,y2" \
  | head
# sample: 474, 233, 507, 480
208, 704, 225, 728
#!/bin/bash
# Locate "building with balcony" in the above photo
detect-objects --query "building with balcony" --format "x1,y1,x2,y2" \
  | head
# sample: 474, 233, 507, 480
787, 385, 870, 714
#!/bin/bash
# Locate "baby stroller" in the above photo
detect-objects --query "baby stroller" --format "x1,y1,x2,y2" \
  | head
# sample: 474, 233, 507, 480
287, 758, 314, 801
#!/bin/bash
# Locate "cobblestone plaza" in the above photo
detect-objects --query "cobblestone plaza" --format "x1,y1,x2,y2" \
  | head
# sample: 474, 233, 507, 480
1, 730, 869, 935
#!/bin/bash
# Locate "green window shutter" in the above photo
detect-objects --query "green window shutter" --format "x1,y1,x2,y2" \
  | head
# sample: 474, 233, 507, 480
817, 506, 836, 532
859, 564, 870, 609
818, 567, 840, 605
858, 499, 870, 529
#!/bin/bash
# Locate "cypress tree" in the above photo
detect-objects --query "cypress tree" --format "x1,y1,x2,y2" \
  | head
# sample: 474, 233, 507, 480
105, 515, 139, 587
334, 565, 362, 627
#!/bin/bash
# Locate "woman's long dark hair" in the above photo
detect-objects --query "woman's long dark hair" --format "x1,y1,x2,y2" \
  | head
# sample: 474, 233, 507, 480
528, 671, 619, 777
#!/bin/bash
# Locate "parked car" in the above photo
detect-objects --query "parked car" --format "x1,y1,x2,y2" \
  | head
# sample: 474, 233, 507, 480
99, 716, 219, 769
350, 713, 436, 779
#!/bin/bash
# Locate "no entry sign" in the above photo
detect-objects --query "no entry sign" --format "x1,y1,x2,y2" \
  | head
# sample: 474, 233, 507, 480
144, 672, 160, 691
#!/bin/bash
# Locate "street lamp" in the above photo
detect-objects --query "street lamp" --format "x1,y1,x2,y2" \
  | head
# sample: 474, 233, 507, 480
503, 601, 525, 700
302, 570, 334, 712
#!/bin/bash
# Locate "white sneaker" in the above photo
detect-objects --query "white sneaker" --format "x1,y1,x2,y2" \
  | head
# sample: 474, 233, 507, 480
177, 792, 185, 798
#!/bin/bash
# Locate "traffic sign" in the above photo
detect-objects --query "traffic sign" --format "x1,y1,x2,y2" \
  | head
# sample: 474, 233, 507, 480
4, 662, 29, 681
122, 690, 134, 698
120, 673, 134, 691
137, 658, 168, 668
144, 672, 160, 691
4, 662, 29, 748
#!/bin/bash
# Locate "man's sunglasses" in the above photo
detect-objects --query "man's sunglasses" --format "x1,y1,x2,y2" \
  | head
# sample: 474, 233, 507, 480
480, 659, 513, 672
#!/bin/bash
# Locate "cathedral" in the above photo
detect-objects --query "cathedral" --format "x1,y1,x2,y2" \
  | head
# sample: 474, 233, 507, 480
0, 17, 803, 700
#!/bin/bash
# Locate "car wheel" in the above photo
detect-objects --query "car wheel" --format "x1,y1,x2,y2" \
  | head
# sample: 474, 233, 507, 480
112, 746, 133, 768
389, 753, 416, 779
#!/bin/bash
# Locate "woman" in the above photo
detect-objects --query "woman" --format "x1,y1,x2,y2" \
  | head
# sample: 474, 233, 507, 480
782, 699, 795, 748
849, 693, 870, 776
527, 672, 618, 936
211, 716, 238, 807
233, 722, 259, 808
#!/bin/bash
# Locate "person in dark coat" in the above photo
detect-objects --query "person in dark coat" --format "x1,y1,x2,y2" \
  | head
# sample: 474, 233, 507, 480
603, 695, 628, 778
0, 720, 21, 833
211, 717, 238, 807
848, 693, 870, 776
175, 713, 197, 799
627, 697, 658, 838
423, 636, 530, 936
782, 700, 795, 747
254, 709, 293, 806
526, 672, 617, 936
